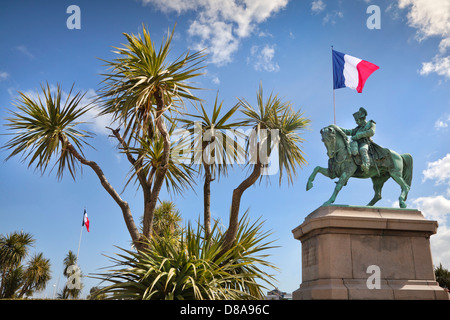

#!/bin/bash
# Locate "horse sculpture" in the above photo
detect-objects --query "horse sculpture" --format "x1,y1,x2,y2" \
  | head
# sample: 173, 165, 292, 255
306, 124, 413, 208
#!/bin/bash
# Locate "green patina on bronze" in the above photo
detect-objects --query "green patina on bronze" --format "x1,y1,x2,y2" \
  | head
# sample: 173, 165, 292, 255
306, 108, 413, 208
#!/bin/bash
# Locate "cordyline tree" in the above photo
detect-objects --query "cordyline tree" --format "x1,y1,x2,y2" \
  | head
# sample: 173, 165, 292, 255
2, 25, 309, 254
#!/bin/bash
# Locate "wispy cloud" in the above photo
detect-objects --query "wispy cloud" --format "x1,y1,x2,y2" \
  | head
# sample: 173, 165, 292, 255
248, 44, 280, 72
141, 0, 288, 66
322, 10, 344, 25
435, 114, 450, 130
311, 0, 326, 14
15, 45, 34, 59
0, 71, 9, 81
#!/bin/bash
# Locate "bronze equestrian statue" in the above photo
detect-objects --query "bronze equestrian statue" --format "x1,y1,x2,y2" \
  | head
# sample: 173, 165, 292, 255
306, 108, 413, 208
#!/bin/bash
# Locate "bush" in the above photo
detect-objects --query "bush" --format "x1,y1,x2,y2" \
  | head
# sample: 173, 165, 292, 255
92, 213, 278, 300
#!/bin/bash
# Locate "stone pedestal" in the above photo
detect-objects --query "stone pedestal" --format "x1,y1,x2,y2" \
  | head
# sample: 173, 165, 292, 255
291, 205, 449, 300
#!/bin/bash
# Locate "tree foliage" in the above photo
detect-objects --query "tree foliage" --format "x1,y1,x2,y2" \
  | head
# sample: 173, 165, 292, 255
0, 231, 51, 298
92, 212, 277, 300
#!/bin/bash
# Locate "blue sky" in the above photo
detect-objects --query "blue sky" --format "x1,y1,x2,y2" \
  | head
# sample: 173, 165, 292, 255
1, 0, 449, 298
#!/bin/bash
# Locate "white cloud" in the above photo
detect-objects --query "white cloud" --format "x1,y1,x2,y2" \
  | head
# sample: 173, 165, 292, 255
398, 0, 450, 40
249, 44, 280, 72
141, 0, 288, 65
212, 76, 220, 85
413, 152, 450, 267
435, 115, 450, 130
323, 10, 344, 25
311, 0, 326, 14
412, 196, 450, 267
423, 154, 450, 185
398, 0, 450, 79
420, 55, 450, 79
15, 45, 34, 59
430, 225, 450, 268
413, 195, 450, 224
0, 71, 9, 81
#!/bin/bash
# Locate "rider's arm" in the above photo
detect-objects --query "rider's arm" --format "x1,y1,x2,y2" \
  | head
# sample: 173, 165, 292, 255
354, 121, 376, 140
339, 127, 356, 136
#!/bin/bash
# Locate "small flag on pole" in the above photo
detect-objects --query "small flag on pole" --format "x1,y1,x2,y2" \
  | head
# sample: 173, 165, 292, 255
332, 50, 379, 93
82, 209, 90, 232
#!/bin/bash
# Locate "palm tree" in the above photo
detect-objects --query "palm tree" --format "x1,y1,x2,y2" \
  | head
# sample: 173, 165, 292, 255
98, 24, 206, 245
16, 252, 51, 298
57, 250, 82, 299
221, 84, 310, 252
139, 200, 182, 240
180, 95, 246, 238
0, 231, 51, 298
0, 231, 35, 297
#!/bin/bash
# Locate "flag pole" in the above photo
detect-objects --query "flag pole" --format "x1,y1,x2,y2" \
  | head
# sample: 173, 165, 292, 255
76, 223, 83, 263
331, 45, 336, 124
76, 207, 85, 263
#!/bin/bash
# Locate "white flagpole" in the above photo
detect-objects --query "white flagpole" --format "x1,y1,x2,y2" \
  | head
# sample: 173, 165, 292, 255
76, 208, 85, 263
76, 224, 83, 263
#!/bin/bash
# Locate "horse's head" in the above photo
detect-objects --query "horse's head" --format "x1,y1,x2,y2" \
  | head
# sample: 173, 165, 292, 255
320, 125, 350, 159
320, 126, 337, 158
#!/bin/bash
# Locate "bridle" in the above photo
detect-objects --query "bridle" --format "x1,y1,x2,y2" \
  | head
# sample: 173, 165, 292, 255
321, 127, 348, 164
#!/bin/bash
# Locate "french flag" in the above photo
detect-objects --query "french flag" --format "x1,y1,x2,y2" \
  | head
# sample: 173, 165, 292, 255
82, 209, 90, 232
332, 50, 379, 93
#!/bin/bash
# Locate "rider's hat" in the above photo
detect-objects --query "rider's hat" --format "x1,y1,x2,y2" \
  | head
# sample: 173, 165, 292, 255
353, 107, 367, 120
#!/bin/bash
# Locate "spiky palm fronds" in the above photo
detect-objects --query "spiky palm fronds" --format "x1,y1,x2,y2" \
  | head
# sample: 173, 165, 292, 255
239, 83, 310, 184
3, 83, 94, 180
98, 24, 206, 143
91, 213, 277, 300
179, 94, 247, 177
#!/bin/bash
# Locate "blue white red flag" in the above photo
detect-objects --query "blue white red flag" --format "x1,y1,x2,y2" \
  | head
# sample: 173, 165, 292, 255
82, 209, 90, 232
332, 50, 379, 93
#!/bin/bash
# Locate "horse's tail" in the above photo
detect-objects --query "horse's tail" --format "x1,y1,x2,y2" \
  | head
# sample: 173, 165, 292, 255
401, 153, 413, 190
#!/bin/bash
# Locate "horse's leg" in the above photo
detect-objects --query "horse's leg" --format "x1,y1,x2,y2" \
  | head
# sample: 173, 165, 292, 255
306, 166, 331, 191
323, 171, 352, 206
389, 153, 411, 208
367, 174, 390, 206
390, 171, 410, 208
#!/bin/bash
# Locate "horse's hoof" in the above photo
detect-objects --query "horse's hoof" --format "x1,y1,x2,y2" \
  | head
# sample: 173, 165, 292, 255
306, 182, 313, 191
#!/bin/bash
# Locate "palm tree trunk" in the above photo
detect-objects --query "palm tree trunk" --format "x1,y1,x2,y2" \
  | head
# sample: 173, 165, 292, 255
203, 162, 212, 239
221, 160, 262, 253
142, 91, 171, 241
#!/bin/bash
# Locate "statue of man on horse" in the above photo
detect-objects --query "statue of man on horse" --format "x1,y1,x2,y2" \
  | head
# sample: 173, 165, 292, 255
306, 108, 413, 208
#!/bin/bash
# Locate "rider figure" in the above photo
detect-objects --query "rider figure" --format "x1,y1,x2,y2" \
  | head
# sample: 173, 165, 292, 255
340, 107, 375, 174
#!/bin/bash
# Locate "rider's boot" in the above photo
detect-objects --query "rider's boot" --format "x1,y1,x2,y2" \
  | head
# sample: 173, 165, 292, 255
361, 150, 370, 174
